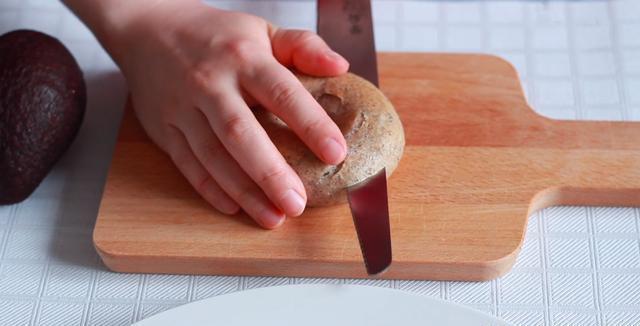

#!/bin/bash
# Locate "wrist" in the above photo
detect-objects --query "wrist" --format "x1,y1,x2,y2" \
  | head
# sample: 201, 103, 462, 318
63, 0, 200, 65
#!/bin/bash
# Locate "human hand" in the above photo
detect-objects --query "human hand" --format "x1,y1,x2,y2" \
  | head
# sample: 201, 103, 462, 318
96, 0, 349, 228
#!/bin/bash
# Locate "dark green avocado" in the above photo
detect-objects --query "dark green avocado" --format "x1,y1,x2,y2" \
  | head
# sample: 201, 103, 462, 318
0, 30, 86, 205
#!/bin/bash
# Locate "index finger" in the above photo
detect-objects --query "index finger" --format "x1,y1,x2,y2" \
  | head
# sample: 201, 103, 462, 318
241, 60, 347, 165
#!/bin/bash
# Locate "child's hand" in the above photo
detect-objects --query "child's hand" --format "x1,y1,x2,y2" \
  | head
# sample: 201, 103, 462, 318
97, 1, 349, 228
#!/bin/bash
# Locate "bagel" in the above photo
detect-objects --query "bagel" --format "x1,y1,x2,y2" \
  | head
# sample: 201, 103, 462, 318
255, 72, 405, 206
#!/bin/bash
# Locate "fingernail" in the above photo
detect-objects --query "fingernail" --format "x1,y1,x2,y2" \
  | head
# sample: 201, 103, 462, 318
321, 138, 346, 164
259, 209, 286, 229
325, 50, 344, 61
280, 189, 306, 217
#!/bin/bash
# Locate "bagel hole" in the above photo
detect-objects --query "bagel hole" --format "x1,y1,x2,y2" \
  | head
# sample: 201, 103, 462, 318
316, 94, 359, 134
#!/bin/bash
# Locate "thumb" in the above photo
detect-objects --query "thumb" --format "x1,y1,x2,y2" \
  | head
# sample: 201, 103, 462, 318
270, 28, 349, 76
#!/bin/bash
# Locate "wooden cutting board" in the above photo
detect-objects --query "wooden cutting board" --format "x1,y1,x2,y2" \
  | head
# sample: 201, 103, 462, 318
94, 53, 640, 281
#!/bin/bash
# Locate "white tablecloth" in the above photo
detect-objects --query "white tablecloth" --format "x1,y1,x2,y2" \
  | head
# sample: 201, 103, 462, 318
0, 1, 639, 325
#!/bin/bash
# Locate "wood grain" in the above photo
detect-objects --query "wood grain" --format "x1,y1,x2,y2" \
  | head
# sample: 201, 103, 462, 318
94, 53, 640, 281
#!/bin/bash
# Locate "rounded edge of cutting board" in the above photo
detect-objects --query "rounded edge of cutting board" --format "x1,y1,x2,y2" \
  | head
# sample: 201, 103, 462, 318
92, 230, 126, 273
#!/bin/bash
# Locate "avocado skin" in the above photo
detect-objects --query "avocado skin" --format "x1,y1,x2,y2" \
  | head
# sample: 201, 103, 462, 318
0, 30, 86, 205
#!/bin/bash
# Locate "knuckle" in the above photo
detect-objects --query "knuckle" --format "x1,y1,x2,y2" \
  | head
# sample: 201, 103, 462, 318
269, 80, 299, 112
256, 164, 288, 188
223, 40, 258, 66
295, 30, 317, 44
303, 118, 325, 140
186, 67, 225, 100
187, 68, 213, 93
221, 115, 255, 145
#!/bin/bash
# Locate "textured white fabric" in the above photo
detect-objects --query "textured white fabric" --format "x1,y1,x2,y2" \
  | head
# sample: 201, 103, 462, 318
0, 1, 639, 325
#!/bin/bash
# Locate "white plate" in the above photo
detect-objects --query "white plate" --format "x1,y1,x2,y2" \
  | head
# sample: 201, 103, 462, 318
134, 284, 510, 326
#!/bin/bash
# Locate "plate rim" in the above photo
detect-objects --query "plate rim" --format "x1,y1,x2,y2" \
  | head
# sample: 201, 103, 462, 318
133, 283, 511, 326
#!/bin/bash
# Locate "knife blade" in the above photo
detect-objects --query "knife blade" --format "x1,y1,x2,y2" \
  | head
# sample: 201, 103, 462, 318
317, 0, 392, 275
317, 0, 379, 86
346, 168, 391, 275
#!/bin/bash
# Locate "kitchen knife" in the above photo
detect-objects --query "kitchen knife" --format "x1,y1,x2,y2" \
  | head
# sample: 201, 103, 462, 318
317, 0, 392, 275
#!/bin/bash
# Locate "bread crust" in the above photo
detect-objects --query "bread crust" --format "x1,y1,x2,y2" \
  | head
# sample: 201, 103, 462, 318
256, 73, 405, 206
